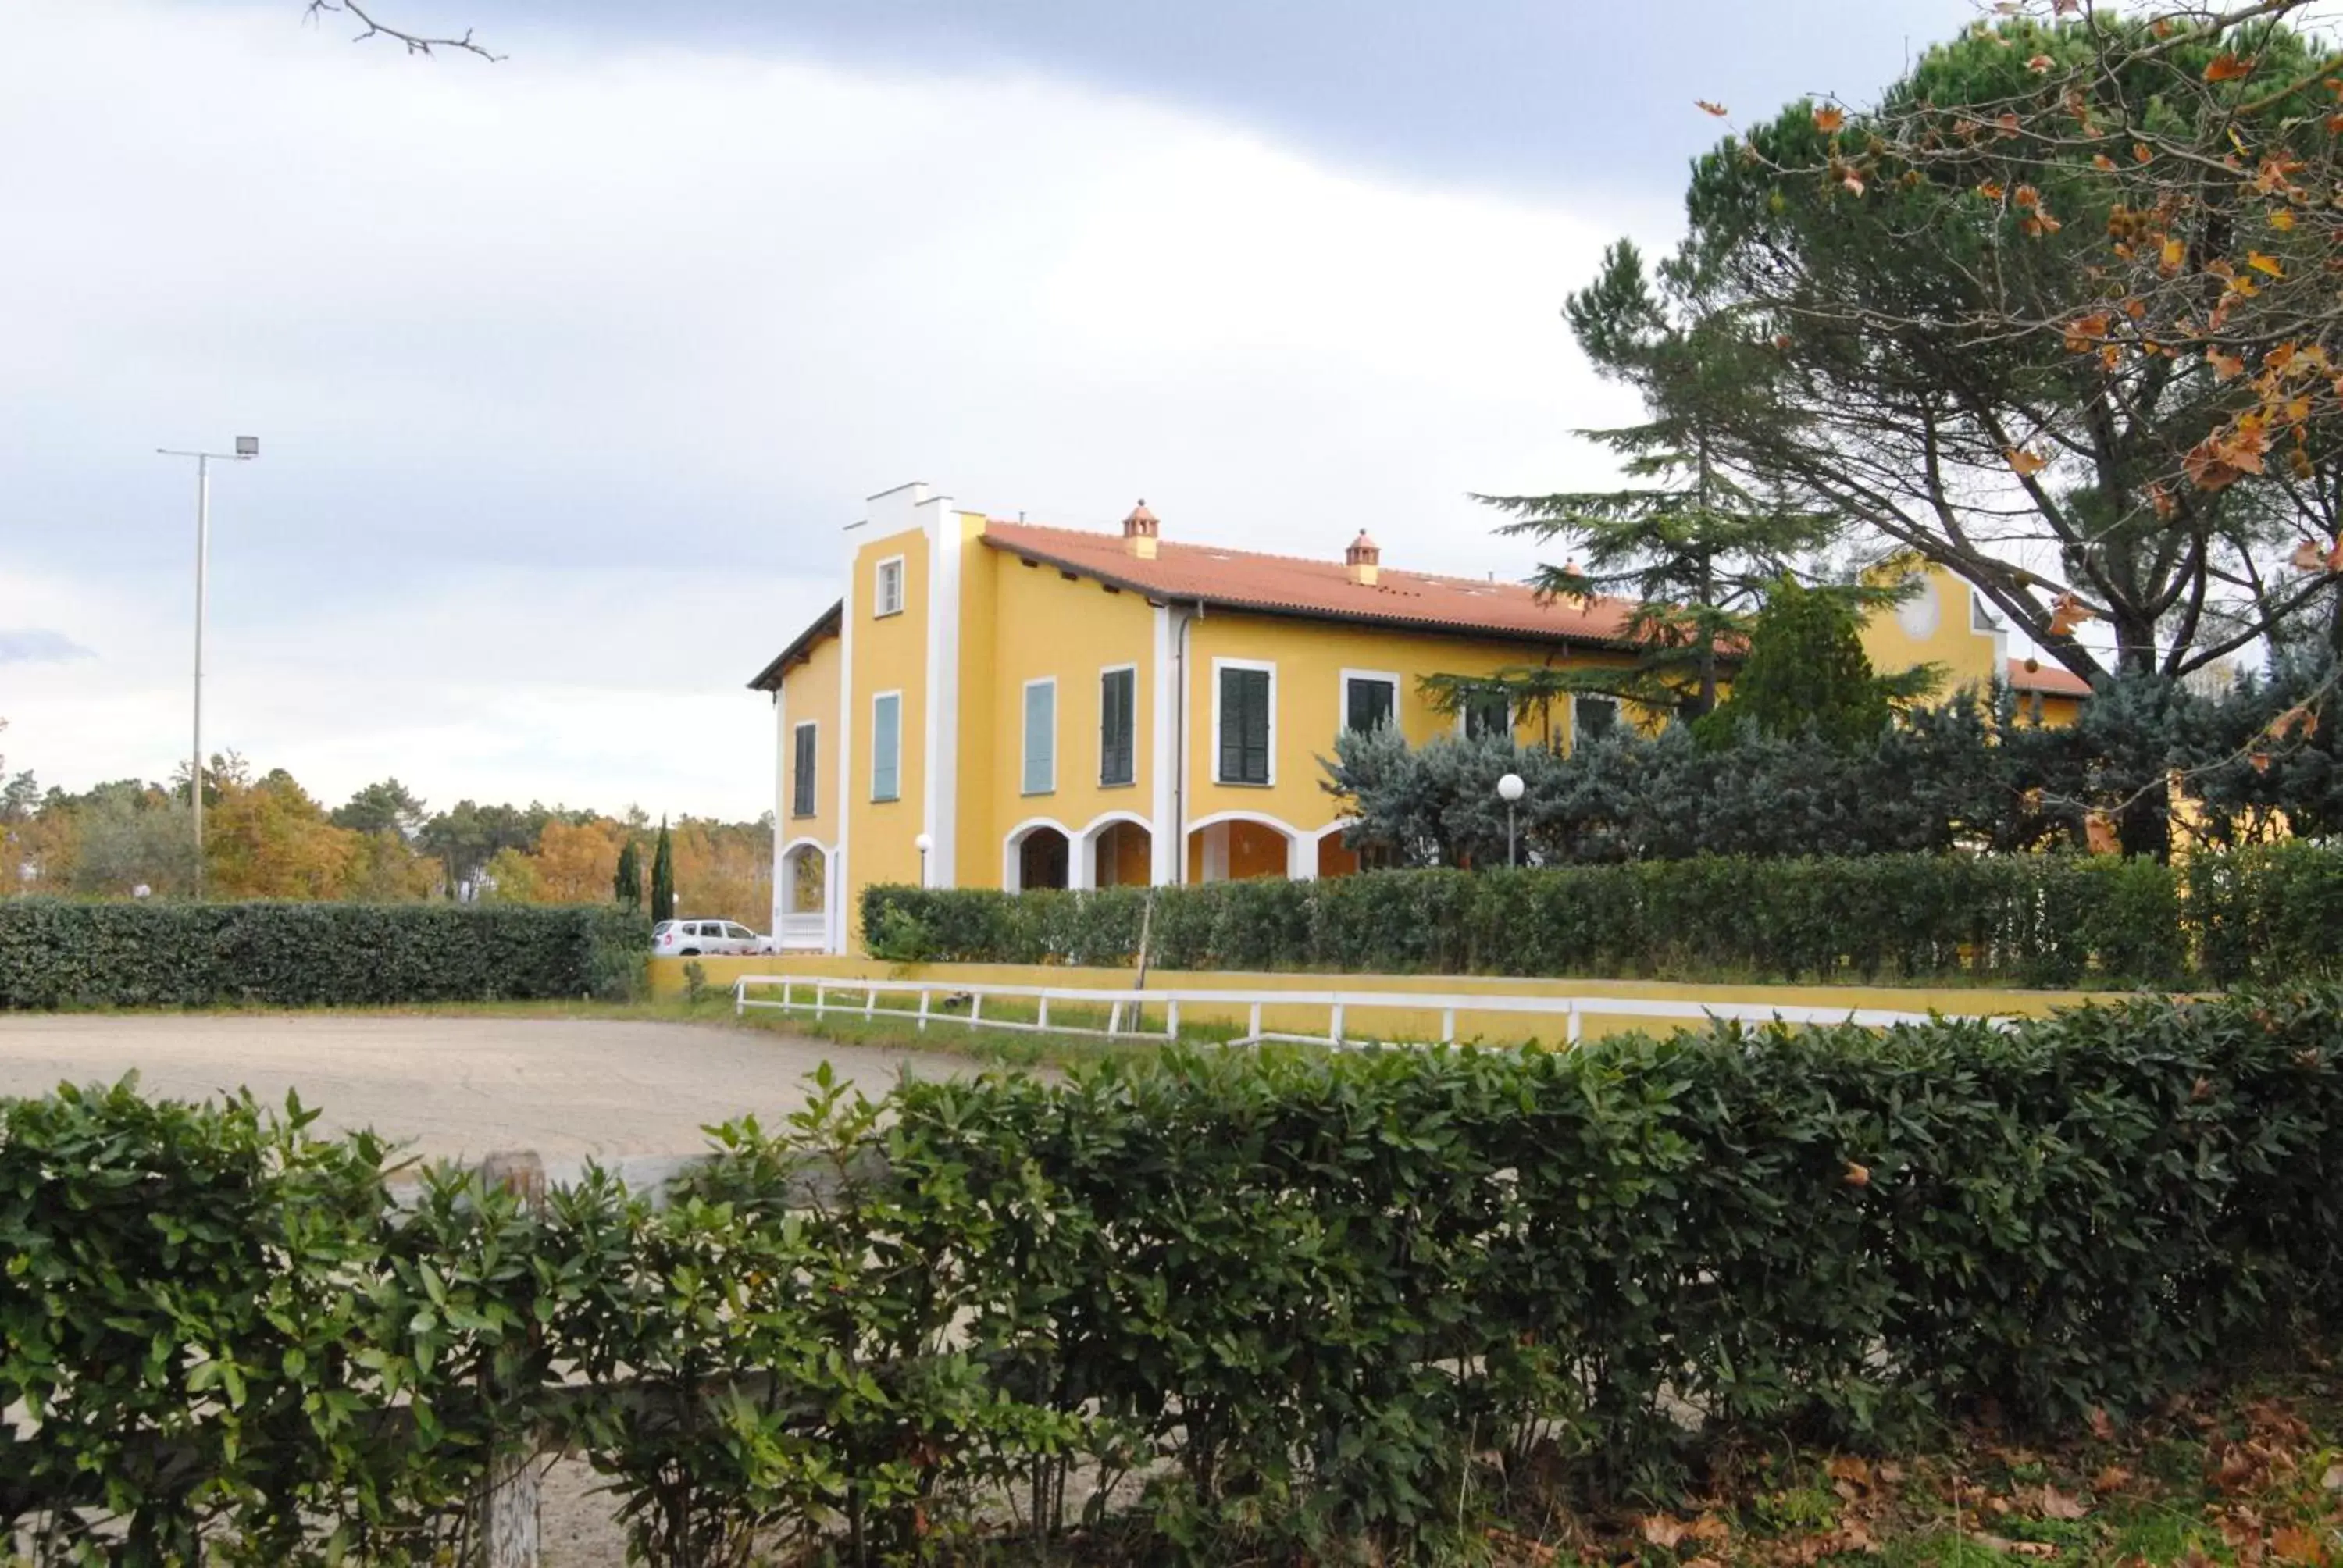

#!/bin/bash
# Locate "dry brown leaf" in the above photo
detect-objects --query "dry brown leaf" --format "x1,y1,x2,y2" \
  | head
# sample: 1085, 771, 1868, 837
2007, 446, 2050, 476
1689, 1514, 1732, 1544
2038, 1484, 2090, 1520
1846, 1160, 1872, 1188
2249, 251, 2287, 278
2048, 591, 2095, 637
2027, 53, 2056, 73
2088, 1406, 2117, 1441
2271, 208, 2298, 231
2271, 1525, 2329, 1566
2092, 1465, 2132, 1491
2322, 1461, 2343, 1491
2207, 53, 2257, 83
1697, 99, 1730, 117
1643, 1514, 1691, 1550
1814, 104, 1846, 134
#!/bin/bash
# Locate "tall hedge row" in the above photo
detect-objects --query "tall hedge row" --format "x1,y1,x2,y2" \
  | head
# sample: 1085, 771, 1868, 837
0, 900, 647, 1009
8, 991, 2343, 1563
861, 842, 2343, 988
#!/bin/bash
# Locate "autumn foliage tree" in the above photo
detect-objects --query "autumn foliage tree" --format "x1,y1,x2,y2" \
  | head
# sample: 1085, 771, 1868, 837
1648, 3, 2343, 704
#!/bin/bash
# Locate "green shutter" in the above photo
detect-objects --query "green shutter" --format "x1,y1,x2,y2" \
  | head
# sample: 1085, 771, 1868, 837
872, 694, 900, 801
1100, 669, 1136, 786
1221, 668, 1271, 783
792, 725, 817, 817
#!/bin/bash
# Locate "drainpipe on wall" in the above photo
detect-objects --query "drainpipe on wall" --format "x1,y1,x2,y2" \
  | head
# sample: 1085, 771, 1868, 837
1171, 600, 1202, 885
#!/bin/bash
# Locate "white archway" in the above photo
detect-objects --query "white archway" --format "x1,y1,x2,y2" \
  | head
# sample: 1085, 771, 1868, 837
1002, 816, 1076, 892
1184, 809, 1311, 882
776, 836, 836, 950
1073, 811, 1155, 889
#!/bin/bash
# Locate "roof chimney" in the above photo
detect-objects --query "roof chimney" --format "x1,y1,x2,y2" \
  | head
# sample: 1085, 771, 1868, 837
1346, 529, 1381, 586
1122, 499, 1160, 559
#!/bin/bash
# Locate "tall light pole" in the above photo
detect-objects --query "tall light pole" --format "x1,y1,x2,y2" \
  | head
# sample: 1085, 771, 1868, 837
914, 832, 934, 888
157, 437, 258, 898
1496, 772, 1525, 868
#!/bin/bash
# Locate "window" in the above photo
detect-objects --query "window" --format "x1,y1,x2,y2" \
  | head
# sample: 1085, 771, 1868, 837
874, 556, 906, 618
1572, 694, 1619, 748
1022, 679, 1057, 795
870, 691, 901, 801
1462, 687, 1511, 741
790, 722, 818, 818
1100, 667, 1136, 786
1343, 672, 1398, 736
1216, 662, 1274, 785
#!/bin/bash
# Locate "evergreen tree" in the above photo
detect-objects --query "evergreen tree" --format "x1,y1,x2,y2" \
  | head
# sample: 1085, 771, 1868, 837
1696, 576, 1933, 750
1464, 245, 1852, 724
613, 838, 643, 907
649, 819, 676, 923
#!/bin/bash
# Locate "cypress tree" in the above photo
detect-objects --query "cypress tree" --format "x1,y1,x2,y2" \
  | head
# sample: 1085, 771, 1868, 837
649, 819, 676, 923
613, 839, 642, 907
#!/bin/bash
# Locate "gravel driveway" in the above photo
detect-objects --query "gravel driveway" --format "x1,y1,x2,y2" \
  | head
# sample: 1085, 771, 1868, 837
0, 1012, 968, 1166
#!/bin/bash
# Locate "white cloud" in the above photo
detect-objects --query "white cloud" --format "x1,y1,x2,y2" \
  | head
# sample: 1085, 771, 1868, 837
0, 0, 1657, 814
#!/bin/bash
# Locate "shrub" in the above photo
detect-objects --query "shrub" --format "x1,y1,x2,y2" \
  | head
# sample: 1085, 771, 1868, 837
0, 900, 647, 1010
10, 989, 2343, 1560
864, 846, 2343, 988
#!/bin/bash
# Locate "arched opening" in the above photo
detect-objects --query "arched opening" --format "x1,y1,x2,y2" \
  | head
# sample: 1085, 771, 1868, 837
1186, 814, 1302, 883
1005, 823, 1072, 892
1316, 827, 1361, 880
778, 841, 829, 949
1089, 820, 1154, 888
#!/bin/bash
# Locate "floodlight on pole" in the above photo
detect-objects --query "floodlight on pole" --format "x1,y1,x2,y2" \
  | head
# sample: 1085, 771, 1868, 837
156, 437, 259, 899
1496, 772, 1525, 868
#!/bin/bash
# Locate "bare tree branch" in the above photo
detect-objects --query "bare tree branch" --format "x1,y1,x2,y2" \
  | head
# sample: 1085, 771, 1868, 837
303, 0, 499, 60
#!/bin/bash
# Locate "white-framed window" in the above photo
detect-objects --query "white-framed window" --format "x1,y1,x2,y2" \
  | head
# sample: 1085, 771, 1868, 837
1098, 665, 1137, 787
873, 555, 906, 618
1212, 658, 1276, 786
870, 690, 902, 802
1460, 686, 1511, 742
1022, 677, 1057, 796
790, 722, 818, 818
1571, 694, 1620, 750
1339, 668, 1400, 736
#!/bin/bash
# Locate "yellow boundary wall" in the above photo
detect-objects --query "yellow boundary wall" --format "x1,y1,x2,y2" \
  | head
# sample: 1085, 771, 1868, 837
651, 955, 2114, 1046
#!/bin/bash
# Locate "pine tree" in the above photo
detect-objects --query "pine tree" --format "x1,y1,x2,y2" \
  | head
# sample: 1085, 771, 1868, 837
1695, 576, 1931, 749
612, 839, 642, 907
1462, 243, 1855, 725
649, 819, 676, 923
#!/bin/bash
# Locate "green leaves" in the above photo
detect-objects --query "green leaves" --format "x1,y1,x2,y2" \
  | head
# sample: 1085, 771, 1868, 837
12, 996, 2343, 1562
0, 900, 647, 1009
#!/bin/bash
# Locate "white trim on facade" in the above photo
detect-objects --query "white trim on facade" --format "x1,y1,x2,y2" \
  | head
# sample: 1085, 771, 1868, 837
1072, 809, 1153, 891
1336, 667, 1402, 737
872, 554, 907, 618
1097, 661, 1139, 788
834, 513, 868, 955
1150, 605, 1179, 885
918, 494, 961, 889
1210, 656, 1278, 787
1020, 675, 1058, 796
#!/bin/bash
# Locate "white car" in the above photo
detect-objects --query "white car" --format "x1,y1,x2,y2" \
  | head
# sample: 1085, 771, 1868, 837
653, 918, 769, 957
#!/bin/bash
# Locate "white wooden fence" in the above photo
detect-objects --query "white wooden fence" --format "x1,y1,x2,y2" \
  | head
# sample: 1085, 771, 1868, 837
733, 973, 2023, 1048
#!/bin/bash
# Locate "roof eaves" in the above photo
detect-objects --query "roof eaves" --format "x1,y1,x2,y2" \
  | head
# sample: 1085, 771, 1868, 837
746, 599, 843, 691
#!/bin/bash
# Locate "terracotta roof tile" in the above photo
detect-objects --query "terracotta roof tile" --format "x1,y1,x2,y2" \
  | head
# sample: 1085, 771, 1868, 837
981, 520, 1639, 647
2008, 656, 2092, 697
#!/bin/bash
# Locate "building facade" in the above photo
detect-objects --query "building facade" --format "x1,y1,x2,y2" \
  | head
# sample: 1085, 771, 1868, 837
749, 484, 2092, 953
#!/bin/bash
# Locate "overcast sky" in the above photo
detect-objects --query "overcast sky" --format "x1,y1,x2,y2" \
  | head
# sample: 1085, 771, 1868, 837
0, 0, 1977, 820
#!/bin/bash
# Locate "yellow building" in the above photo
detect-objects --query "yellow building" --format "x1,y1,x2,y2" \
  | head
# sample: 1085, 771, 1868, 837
1857, 561, 2092, 726
748, 485, 1658, 952
749, 490, 2099, 953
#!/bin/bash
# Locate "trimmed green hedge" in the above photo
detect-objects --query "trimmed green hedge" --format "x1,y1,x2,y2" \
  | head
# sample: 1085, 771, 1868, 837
861, 843, 2343, 988
0, 900, 647, 1009
6, 990, 2343, 1561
